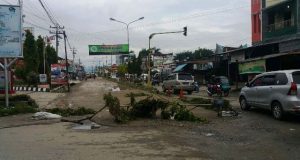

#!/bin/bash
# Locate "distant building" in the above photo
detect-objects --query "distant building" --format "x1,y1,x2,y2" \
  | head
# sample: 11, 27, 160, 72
252, 0, 300, 52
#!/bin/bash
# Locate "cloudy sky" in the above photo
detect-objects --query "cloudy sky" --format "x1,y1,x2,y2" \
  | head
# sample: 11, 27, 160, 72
2, 0, 251, 67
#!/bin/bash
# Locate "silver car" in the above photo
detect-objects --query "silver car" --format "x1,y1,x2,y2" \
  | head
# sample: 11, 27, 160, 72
239, 70, 300, 120
162, 73, 194, 94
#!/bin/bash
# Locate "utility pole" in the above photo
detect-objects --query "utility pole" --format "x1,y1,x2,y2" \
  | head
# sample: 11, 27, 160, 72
71, 47, 77, 65
50, 26, 64, 55
43, 37, 47, 74
70, 47, 77, 80
50, 26, 70, 92
63, 31, 70, 92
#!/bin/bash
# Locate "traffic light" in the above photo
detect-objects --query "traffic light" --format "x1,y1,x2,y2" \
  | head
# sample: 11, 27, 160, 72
183, 26, 187, 36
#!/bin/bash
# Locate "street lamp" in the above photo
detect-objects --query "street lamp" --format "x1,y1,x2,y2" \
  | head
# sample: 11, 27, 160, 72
109, 17, 144, 52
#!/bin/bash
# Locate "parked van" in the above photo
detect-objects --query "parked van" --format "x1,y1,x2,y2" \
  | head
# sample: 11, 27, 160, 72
162, 73, 194, 94
239, 70, 300, 120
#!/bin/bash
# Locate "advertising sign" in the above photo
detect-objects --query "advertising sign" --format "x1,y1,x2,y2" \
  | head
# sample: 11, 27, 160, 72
0, 5, 22, 57
89, 44, 129, 55
239, 59, 266, 74
51, 64, 68, 85
39, 74, 47, 83
266, 0, 287, 8
0, 71, 14, 94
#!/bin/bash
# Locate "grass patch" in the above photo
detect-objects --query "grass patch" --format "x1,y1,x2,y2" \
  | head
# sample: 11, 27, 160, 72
0, 104, 38, 117
0, 94, 39, 116
0, 94, 39, 112
45, 107, 96, 117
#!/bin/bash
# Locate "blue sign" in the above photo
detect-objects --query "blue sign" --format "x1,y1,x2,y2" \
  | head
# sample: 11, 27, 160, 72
0, 5, 22, 57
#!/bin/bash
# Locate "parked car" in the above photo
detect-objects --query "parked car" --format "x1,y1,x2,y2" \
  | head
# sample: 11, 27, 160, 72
239, 70, 300, 120
140, 74, 148, 82
162, 73, 194, 94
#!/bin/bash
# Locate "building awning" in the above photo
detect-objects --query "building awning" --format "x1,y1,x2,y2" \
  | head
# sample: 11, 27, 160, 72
173, 64, 187, 72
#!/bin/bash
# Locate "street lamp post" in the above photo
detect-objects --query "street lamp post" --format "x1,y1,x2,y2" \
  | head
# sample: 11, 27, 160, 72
110, 17, 144, 63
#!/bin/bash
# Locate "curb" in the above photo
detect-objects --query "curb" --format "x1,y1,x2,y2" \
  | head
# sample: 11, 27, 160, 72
13, 86, 50, 92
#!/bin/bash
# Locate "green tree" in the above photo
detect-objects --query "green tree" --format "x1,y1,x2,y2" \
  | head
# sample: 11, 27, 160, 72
194, 48, 214, 59
128, 56, 142, 75
46, 44, 58, 65
117, 64, 128, 78
174, 48, 214, 62
174, 51, 193, 62
36, 36, 45, 74
23, 30, 39, 73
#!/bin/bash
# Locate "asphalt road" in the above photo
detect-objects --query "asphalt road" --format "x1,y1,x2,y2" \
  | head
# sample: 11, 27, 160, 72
0, 78, 300, 160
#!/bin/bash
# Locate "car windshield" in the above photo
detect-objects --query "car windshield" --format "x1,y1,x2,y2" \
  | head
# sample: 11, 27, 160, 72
219, 78, 229, 83
292, 71, 300, 84
178, 74, 193, 80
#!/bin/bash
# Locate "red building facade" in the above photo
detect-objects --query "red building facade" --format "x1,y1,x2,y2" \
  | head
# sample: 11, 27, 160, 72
251, 0, 262, 44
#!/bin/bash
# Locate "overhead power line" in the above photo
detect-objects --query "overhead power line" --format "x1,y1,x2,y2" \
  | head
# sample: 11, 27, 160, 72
38, 0, 59, 26
24, 21, 51, 32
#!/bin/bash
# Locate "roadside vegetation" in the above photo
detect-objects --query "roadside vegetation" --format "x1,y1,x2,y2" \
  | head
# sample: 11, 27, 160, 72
0, 95, 38, 116
45, 107, 96, 117
104, 92, 207, 123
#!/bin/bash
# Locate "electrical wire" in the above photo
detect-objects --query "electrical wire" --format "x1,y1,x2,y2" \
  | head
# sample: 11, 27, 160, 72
38, 0, 58, 26
24, 21, 51, 32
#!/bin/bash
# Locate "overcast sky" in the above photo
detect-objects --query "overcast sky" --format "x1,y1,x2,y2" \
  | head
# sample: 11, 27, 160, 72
2, 0, 251, 67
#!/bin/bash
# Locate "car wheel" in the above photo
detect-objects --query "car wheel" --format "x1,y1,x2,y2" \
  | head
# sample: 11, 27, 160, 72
240, 97, 250, 110
272, 102, 284, 120
223, 91, 229, 97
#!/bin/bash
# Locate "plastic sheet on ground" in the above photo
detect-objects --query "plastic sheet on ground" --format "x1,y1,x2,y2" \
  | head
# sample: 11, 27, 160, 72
32, 112, 62, 120
73, 121, 101, 130
111, 86, 121, 92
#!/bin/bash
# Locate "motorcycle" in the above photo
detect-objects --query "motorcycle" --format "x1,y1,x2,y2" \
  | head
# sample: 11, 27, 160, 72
207, 84, 230, 97
206, 76, 231, 97
207, 84, 223, 96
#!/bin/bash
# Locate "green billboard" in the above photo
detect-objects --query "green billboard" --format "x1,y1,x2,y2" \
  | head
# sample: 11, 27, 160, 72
89, 44, 129, 55
239, 59, 266, 74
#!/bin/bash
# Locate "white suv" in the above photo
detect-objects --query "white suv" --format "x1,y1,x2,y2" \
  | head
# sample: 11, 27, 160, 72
239, 70, 300, 120
162, 73, 194, 94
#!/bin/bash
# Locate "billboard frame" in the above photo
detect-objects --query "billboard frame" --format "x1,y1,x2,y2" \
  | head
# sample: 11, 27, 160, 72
89, 44, 129, 56
0, 4, 23, 58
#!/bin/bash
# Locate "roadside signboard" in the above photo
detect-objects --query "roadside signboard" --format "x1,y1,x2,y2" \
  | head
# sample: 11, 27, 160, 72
266, 0, 287, 8
51, 64, 68, 85
0, 5, 22, 57
239, 59, 266, 74
0, 71, 14, 94
89, 44, 129, 55
39, 74, 47, 83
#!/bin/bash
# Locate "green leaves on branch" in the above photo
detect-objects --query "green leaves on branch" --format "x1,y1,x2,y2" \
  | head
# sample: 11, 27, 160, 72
103, 93, 206, 123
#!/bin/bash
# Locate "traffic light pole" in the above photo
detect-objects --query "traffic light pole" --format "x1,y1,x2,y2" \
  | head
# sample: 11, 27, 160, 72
147, 27, 187, 86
